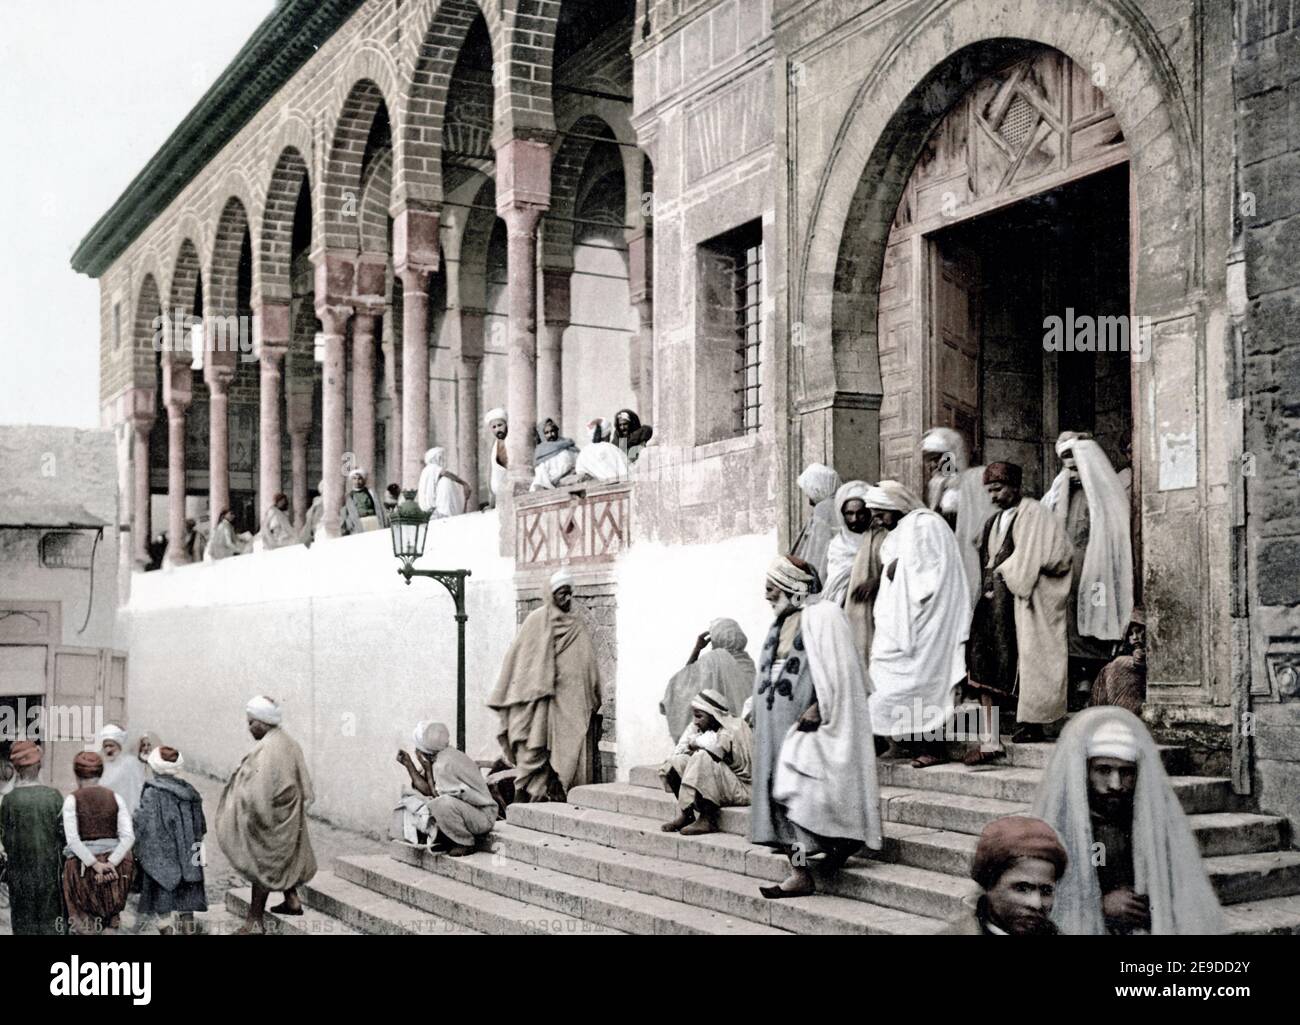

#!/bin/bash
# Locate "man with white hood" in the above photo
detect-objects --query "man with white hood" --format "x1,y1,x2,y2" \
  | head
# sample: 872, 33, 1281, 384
792, 463, 841, 583
485, 408, 509, 506
846, 480, 925, 671
341, 468, 388, 535
867, 494, 971, 768
750, 554, 882, 899
1031, 707, 1224, 935
416, 447, 471, 518
98, 724, 148, 816
820, 479, 872, 606
1043, 431, 1134, 705
921, 427, 996, 610
395, 720, 497, 856
531, 417, 579, 490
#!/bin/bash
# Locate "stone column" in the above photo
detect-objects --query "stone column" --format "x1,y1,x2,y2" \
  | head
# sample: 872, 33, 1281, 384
351, 309, 378, 482
382, 322, 403, 490
285, 360, 314, 529
496, 137, 552, 493
393, 206, 441, 490
317, 304, 353, 540
539, 269, 570, 425
206, 367, 234, 519
129, 411, 154, 568
456, 309, 486, 503
254, 297, 292, 515
627, 226, 654, 419
161, 353, 192, 565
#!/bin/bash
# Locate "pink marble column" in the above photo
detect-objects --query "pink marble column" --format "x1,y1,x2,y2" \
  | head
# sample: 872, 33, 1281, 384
634, 297, 655, 419
254, 297, 292, 515
285, 365, 314, 528
317, 305, 353, 540
383, 325, 403, 488
398, 268, 430, 489
164, 403, 189, 565
130, 413, 154, 568
290, 429, 309, 528
539, 269, 570, 426
457, 309, 486, 504
206, 369, 234, 520
502, 205, 544, 490
351, 310, 377, 484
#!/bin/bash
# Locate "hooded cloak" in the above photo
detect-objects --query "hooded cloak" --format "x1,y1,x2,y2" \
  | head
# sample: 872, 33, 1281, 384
659, 618, 757, 742
822, 480, 872, 606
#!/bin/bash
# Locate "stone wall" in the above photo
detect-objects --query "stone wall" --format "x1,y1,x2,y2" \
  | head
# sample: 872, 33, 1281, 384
1235, 0, 1300, 834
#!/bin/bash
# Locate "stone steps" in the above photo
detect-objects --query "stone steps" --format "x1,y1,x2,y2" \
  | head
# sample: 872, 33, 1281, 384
1223, 894, 1300, 935
224, 887, 360, 936
302, 870, 480, 936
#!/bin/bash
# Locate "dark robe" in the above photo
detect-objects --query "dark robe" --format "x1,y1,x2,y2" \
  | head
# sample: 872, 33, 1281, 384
0, 783, 65, 934
966, 510, 1018, 699
1090, 655, 1146, 715
1091, 808, 1142, 935
134, 776, 208, 915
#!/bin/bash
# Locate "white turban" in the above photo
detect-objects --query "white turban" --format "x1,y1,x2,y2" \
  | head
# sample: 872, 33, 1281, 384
245, 695, 282, 726
484, 408, 507, 427
413, 720, 450, 755
550, 568, 575, 593
347, 467, 366, 480
424, 447, 445, 467
766, 554, 817, 596
1086, 719, 1138, 762
864, 479, 924, 512
1055, 430, 1092, 457
98, 724, 128, 748
147, 746, 184, 776
797, 463, 841, 504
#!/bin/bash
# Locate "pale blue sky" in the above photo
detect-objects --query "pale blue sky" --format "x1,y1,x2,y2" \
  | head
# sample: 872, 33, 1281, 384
0, 0, 275, 428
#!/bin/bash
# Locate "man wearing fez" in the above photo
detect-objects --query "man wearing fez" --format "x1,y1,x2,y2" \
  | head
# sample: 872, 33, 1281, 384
0, 741, 65, 934
946, 815, 1069, 935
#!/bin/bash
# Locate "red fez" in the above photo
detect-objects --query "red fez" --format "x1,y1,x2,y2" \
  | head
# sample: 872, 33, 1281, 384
158, 746, 180, 763
9, 741, 41, 768
73, 751, 104, 779
971, 815, 1068, 890
982, 461, 1022, 488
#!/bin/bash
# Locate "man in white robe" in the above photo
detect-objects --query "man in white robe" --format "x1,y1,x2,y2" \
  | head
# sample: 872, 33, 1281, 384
922, 427, 997, 610
1043, 432, 1134, 705
868, 505, 971, 767
394, 721, 497, 855
821, 480, 872, 606
531, 418, 579, 490
1031, 708, 1224, 935
793, 463, 841, 583
342, 469, 388, 535
416, 447, 470, 518
260, 493, 297, 550
659, 618, 756, 742
302, 479, 325, 546
573, 437, 631, 482
209, 508, 253, 559
658, 688, 753, 835
485, 408, 509, 506
97, 724, 148, 816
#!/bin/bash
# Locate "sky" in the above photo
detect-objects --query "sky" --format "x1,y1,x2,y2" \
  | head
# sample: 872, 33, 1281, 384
0, 0, 276, 429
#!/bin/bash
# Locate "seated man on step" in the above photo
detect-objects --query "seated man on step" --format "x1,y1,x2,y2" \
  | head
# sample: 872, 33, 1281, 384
395, 721, 497, 857
658, 689, 753, 836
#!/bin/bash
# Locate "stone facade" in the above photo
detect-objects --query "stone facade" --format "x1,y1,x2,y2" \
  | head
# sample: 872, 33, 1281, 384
74, 0, 1300, 832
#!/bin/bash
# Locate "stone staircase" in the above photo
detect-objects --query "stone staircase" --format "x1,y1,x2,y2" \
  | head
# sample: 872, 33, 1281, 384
226, 740, 1300, 935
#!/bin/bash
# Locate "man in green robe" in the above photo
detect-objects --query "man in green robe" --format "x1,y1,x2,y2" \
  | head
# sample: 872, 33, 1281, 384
0, 741, 65, 934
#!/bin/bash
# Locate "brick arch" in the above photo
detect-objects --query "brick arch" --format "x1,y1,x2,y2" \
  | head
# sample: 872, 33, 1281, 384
542, 114, 617, 270
498, 0, 559, 140
133, 272, 164, 385
798, 0, 1197, 411
358, 145, 394, 255
261, 146, 312, 301
323, 74, 398, 252
458, 176, 498, 311
167, 237, 204, 316
399, 0, 504, 210
209, 196, 252, 317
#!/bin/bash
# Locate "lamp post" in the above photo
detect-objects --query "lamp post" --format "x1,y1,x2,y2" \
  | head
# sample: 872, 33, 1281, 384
390, 490, 472, 751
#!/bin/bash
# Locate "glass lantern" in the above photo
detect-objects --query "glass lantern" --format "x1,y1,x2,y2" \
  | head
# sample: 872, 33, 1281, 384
390, 490, 431, 574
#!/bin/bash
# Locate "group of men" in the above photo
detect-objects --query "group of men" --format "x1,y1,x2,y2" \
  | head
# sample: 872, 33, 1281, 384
0, 697, 318, 936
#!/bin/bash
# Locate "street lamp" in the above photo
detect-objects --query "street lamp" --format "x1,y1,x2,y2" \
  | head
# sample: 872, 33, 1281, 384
390, 490, 472, 751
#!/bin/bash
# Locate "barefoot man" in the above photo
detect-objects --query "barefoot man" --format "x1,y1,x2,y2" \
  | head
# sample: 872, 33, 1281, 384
217, 695, 317, 933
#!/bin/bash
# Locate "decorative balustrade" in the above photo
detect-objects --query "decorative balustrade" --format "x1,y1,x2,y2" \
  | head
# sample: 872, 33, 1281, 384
515, 480, 632, 570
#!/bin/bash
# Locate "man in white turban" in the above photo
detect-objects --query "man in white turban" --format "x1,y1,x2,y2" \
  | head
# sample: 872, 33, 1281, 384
1043, 432, 1134, 706
793, 463, 841, 582
531, 417, 579, 490
484, 409, 509, 506
1031, 707, 1224, 935
416, 447, 470, 518
216, 696, 316, 933
922, 427, 997, 609
750, 555, 881, 898
868, 503, 971, 767
488, 568, 603, 802
260, 492, 297, 550
659, 618, 756, 743
395, 721, 497, 855
98, 724, 147, 816
341, 468, 388, 535
821, 480, 873, 606
659, 688, 753, 835
302, 478, 325, 546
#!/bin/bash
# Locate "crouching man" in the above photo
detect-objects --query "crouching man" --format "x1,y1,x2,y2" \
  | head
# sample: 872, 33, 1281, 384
396, 721, 497, 856
658, 689, 752, 836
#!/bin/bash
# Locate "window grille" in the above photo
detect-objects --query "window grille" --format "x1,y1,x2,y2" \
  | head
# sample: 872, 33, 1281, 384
732, 240, 763, 435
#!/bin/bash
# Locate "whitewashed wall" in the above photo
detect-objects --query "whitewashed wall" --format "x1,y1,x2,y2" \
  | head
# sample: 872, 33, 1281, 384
613, 530, 776, 776
124, 509, 516, 835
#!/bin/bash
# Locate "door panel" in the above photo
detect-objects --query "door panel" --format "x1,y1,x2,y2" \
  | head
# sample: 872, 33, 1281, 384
50, 649, 101, 791
929, 239, 982, 459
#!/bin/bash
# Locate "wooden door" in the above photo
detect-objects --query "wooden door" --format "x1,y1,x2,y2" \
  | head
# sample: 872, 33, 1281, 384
929, 239, 982, 459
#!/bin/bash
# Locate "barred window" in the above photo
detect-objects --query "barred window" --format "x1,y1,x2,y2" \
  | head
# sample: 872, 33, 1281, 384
733, 239, 763, 435
696, 220, 764, 445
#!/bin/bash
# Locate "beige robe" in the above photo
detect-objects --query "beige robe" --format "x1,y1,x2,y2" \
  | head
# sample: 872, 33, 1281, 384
488, 591, 602, 799
844, 526, 887, 668
216, 726, 317, 892
995, 497, 1073, 724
